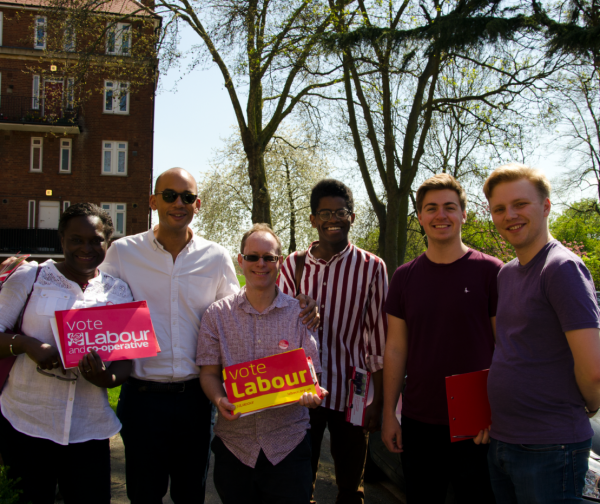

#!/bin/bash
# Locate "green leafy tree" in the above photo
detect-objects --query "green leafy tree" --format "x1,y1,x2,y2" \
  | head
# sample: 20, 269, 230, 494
550, 198, 600, 287
533, 1, 600, 210
195, 128, 330, 254
325, 0, 556, 276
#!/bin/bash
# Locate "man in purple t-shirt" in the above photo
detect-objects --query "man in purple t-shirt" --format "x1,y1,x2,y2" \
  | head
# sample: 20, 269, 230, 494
382, 174, 501, 503
481, 163, 600, 503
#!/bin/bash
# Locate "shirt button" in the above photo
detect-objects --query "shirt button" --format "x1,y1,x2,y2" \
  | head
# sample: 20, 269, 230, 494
173, 321, 177, 325
323, 282, 326, 286
258, 340, 261, 343
321, 304, 324, 308
69, 398, 73, 401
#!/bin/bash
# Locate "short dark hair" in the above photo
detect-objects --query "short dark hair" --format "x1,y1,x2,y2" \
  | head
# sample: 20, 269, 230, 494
310, 179, 354, 215
240, 223, 282, 255
415, 174, 467, 213
58, 203, 114, 241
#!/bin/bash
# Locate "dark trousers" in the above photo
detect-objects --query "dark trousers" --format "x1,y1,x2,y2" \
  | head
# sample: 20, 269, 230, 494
400, 415, 496, 504
117, 378, 214, 504
212, 433, 312, 504
0, 411, 111, 504
309, 406, 369, 504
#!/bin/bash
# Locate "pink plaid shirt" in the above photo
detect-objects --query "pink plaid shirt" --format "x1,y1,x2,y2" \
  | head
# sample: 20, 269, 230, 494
197, 286, 321, 468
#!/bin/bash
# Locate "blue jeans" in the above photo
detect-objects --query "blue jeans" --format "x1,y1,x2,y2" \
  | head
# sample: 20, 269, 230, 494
488, 438, 592, 503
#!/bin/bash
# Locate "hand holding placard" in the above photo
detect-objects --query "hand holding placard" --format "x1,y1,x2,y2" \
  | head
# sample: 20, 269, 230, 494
51, 301, 160, 368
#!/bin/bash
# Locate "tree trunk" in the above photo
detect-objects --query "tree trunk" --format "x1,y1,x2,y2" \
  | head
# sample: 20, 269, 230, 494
284, 159, 297, 253
245, 142, 273, 226
396, 192, 410, 266
382, 188, 401, 277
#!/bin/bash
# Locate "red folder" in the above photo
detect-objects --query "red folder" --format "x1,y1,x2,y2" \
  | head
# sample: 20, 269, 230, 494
445, 369, 491, 443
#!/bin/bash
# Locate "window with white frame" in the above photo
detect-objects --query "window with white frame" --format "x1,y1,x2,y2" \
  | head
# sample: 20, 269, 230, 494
28, 200, 36, 229
106, 23, 130, 56
104, 81, 129, 114
32, 75, 40, 110
63, 201, 70, 212
102, 141, 127, 175
63, 23, 76, 52
34, 16, 46, 49
31, 137, 43, 172
101, 203, 126, 236
59, 139, 72, 173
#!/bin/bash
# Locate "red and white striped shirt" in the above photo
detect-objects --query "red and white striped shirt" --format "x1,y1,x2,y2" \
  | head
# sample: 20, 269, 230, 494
278, 242, 388, 412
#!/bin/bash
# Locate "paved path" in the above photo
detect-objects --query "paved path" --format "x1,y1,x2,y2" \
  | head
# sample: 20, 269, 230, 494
104, 430, 404, 504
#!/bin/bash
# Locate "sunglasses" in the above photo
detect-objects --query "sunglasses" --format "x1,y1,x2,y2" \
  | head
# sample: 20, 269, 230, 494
156, 190, 197, 205
36, 366, 79, 381
241, 254, 281, 263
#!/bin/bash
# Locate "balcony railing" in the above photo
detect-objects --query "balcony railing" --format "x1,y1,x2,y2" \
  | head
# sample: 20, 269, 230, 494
0, 95, 78, 127
0, 229, 62, 255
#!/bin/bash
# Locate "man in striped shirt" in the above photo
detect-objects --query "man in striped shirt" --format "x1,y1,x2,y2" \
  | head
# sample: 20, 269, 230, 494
278, 179, 388, 504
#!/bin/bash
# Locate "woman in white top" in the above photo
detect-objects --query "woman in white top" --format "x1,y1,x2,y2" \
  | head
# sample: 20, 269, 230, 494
0, 203, 134, 504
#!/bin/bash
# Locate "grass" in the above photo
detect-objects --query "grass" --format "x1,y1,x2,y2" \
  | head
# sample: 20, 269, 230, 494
105, 275, 247, 413
108, 386, 120, 413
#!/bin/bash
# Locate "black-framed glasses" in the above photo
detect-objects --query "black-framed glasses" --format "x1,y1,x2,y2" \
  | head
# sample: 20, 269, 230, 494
155, 190, 197, 204
36, 366, 79, 381
316, 208, 352, 221
241, 254, 281, 263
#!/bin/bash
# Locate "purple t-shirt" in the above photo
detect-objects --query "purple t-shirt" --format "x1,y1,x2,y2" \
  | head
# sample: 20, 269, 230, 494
385, 249, 503, 425
488, 240, 599, 444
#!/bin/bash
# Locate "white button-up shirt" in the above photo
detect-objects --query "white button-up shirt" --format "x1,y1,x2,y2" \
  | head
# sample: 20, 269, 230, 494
0, 261, 133, 445
101, 228, 239, 382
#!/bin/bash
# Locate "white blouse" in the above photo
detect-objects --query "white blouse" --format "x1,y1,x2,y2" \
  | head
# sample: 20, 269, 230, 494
0, 260, 133, 445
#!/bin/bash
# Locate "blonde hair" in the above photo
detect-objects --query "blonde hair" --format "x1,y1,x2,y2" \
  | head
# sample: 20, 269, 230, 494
415, 173, 467, 213
240, 223, 282, 255
483, 163, 551, 201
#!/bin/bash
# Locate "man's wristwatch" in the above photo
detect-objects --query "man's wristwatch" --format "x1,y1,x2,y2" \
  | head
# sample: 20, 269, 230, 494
585, 405, 599, 416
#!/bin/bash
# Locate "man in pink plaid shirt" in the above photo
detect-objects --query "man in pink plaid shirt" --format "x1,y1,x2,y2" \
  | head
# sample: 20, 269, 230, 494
197, 224, 327, 504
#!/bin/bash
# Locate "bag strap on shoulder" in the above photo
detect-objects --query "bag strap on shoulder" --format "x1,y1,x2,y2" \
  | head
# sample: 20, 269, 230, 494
14, 265, 43, 333
294, 250, 307, 297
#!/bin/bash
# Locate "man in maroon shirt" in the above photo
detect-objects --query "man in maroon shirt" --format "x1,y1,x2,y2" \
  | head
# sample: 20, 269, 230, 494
278, 179, 388, 504
382, 174, 500, 503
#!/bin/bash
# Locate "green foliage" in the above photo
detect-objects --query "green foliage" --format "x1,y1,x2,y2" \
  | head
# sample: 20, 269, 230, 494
533, 0, 600, 59
108, 386, 120, 413
237, 275, 246, 288
550, 199, 600, 288
325, 2, 534, 55
0, 466, 23, 504
462, 208, 515, 263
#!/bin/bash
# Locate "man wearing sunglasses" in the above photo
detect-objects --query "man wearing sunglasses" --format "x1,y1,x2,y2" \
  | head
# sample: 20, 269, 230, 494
100, 167, 320, 504
278, 179, 388, 504
197, 224, 326, 504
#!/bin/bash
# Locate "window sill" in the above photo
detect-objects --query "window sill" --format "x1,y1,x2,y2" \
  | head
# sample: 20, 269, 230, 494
101, 172, 128, 177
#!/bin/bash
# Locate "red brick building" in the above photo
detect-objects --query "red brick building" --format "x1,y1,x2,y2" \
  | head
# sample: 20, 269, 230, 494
0, 0, 159, 260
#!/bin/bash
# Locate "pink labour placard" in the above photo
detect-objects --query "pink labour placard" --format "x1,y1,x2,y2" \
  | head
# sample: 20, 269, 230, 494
52, 301, 160, 368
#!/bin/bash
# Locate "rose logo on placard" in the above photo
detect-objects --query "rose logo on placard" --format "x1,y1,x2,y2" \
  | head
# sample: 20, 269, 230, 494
68, 333, 85, 346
